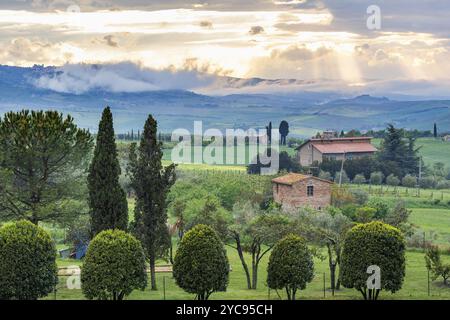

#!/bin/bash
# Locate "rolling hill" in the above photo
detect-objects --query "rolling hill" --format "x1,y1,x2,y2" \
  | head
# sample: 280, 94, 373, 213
0, 65, 449, 136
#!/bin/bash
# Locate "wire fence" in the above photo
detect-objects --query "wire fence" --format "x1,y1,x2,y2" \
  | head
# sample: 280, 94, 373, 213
51, 268, 449, 300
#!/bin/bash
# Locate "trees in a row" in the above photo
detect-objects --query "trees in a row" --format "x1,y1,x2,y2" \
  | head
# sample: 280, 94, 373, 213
89, 107, 176, 291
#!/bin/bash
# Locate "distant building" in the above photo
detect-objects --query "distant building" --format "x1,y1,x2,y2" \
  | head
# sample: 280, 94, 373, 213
296, 133, 377, 167
442, 135, 450, 142
272, 173, 333, 212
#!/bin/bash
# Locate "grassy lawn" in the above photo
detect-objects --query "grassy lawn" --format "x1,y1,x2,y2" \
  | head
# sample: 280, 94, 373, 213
410, 208, 450, 245
47, 246, 450, 300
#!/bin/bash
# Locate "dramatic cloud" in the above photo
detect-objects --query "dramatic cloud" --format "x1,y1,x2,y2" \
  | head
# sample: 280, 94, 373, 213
0, 0, 449, 97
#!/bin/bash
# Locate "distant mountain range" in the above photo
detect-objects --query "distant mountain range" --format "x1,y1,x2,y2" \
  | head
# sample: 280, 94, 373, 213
0, 65, 449, 136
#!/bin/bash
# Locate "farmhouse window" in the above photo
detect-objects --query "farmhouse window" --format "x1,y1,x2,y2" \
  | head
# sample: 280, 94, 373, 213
307, 185, 314, 197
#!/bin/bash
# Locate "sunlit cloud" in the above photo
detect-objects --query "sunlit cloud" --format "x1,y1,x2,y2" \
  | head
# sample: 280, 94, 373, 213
0, 1, 448, 90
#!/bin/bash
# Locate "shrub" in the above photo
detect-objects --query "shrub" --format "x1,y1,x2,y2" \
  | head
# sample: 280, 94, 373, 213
386, 174, 400, 187
267, 234, 314, 300
353, 174, 366, 185
349, 189, 369, 205
420, 176, 436, 189
425, 245, 450, 285
355, 207, 377, 223
370, 171, 384, 185
341, 204, 358, 221
173, 224, 229, 300
334, 171, 350, 184
183, 195, 232, 238
402, 174, 417, 188
367, 198, 390, 219
341, 221, 406, 300
81, 230, 147, 300
0, 220, 58, 300
436, 180, 450, 190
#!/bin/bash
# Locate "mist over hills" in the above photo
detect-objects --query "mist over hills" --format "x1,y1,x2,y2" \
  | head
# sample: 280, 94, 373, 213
0, 64, 449, 136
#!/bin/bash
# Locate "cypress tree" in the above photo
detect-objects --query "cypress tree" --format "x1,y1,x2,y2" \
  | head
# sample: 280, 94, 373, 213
434, 123, 438, 138
128, 115, 176, 290
88, 107, 128, 236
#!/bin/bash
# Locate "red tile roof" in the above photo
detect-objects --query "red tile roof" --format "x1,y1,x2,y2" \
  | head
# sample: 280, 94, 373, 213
272, 173, 333, 185
312, 142, 377, 154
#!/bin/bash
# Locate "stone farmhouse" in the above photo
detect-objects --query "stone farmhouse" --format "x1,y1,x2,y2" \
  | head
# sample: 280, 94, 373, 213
272, 173, 333, 211
296, 132, 377, 167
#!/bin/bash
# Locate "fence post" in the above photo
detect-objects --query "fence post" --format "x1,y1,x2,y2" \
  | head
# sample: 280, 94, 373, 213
163, 276, 166, 300
323, 273, 326, 299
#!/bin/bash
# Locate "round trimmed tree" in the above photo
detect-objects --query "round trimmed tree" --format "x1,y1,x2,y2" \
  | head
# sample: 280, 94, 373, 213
341, 221, 406, 300
81, 230, 147, 300
173, 224, 229, 300
267, 234, 314, 300
0, 220, 58, 300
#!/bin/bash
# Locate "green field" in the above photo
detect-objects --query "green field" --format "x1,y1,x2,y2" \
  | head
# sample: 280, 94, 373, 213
49, 243, 450, 300
373, 137, 450, 167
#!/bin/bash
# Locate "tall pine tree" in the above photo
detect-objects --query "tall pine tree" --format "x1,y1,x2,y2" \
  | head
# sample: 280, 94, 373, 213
88, 107, 128, 236
128, 115, 176, 290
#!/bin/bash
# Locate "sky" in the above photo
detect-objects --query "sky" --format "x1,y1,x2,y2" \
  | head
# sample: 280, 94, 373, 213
1, 0, 450, 96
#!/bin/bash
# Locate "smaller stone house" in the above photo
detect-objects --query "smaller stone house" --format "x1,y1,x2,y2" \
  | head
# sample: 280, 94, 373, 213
442, 135, 450, 142
272, 173, 333, 212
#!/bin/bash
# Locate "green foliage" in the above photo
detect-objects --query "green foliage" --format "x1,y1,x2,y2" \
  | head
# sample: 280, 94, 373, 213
66, 214, 91, 247
168, 170, 272, 212
367, 198, 390, 219
402, 174, 417, 188
355, 207, 377, 223
436, 180, 450, 190
173, 224, 229, 300
420, 176, 436, 189
228, 202, 292, 289
0, 110, 93, 224
0, 220, 57, 300
88, 107, 128, 236
353, 174, 367, 185
384, 201, 413, 234
183, 195, 232, 238
349, 189, 369, 205
127, 115, 176, 289
378, 124, 420, 177
334, 170, 350, 184
370, 171, 384, 185
386, 174, 400, 187
81, 230, 147, 300
267, 234, 314, 300
425, 245, 450, 285
341, 221, 406, 300
247, 150, 299, 175
292, 208, 351, 293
